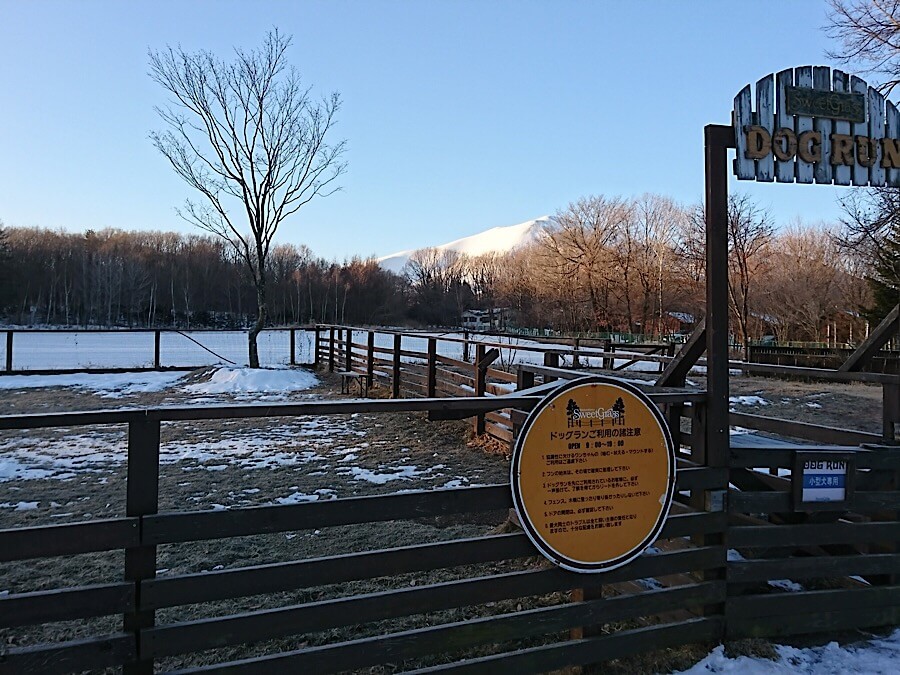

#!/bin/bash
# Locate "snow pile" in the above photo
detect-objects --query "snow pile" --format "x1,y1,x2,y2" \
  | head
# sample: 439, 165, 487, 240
678, 629, 900, 674
182, 367, 318, 398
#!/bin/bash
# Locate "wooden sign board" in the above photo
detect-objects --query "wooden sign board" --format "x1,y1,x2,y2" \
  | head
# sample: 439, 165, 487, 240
510, 376, 676, 573
733, 66, 900, 187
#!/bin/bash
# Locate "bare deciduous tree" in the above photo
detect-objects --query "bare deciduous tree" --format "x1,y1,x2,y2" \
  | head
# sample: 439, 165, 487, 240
826, 0, 900, 95
728, 194, 774, 360
149, 30, 346, 366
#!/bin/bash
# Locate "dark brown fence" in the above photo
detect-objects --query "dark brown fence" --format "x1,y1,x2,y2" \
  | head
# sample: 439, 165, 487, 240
0, 395, 727, 674
749, 345, 899, 374
316, 325, 900, 448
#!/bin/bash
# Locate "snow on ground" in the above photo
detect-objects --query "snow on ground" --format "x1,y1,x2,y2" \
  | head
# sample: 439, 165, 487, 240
0, 366, 319, 402
677, 629, 900, 674
0, 371, 191, 398
729, 395, 770, 407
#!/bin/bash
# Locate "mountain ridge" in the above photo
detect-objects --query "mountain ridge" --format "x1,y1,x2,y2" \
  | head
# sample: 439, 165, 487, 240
377, 216, 550, 274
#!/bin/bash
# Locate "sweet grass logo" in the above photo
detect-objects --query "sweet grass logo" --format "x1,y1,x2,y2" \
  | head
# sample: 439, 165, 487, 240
565, 397, 626, 428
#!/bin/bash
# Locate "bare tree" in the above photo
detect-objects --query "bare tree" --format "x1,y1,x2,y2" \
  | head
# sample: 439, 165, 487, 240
728, 194, 774, 360
149, 30, 346, 366
826, 0, 900, 95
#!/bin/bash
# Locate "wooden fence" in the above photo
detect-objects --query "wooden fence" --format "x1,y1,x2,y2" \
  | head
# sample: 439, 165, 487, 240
315, 325, 900, 448
0, 394, 727, 674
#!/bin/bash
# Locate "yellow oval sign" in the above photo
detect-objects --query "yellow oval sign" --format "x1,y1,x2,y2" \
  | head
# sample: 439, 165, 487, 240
511, 376, 676, 573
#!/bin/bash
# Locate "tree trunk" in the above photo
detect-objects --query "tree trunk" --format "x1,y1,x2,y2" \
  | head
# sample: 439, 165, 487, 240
248, 271, 267, 368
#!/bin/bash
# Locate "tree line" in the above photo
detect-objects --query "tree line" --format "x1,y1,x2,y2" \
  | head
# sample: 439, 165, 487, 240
2, 187, 892, 352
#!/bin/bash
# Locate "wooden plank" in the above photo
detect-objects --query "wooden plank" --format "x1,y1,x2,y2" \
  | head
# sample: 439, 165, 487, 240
731, 446, 900, 470
794, 66, 815, 183
145, 547, 723, 659
162, 598, 723, 675
869, 86, 886, 186
0, 517, 139, 561
852, 75, 870, 185
832, 70, 853, 185
0, 634, 134, 675
729, 585, 900, 619
839, 304, 899, 372
813, 66, 833, 184
659, 511, 727, 538
729, 489, 900, 513
656, 320, 706, 386
0, 583, 134, 628
733, 84, 755, 179
408, 618, 724, 675
729, 552, 900, 583
729, 521, 900, 547
486, 367, 517, 384
756, 74, 775, 181
435, 354, 471, 370
886, 101, 900, 186
729, 411, 881, 445
485, 423, 513, 444
143, 485, 514, 544
775, 68, 795, 182
142, 533, 535, 610
728, 605, 900, 640
674, 466, 728, 492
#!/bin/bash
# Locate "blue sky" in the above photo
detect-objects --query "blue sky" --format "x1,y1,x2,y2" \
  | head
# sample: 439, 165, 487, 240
0, 0, 860, 260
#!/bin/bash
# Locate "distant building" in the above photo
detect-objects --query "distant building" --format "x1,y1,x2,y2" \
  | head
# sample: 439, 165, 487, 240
461, 308, 509, 332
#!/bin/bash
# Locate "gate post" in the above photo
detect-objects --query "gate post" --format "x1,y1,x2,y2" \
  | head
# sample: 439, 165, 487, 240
314, 326, 321, 368
290, 328, 296, 366
123, 417, 161, 675
701, 124, 733, 634
6, 330, 12, 372
474, 344, 486, 435
427, 337, 437, 398
367, 331, 375, 386
884, 381, 900, 443
343, 328, 352, 372
392, 334, 402, 398
328, 327, 335, 372
153, 330, 161, 370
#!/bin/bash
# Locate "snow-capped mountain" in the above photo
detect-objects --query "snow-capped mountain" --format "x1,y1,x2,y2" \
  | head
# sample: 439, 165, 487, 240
377, 216, 550, 274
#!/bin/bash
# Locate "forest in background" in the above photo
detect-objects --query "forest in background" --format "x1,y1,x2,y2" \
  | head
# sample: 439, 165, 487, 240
0, 190, 895, 348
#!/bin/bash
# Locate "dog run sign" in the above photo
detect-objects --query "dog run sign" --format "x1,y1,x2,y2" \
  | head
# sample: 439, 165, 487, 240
511, 376, 675, 573
733, 66, 900, 186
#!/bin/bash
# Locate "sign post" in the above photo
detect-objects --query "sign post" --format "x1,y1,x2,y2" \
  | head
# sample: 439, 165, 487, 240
511, 376, 676, 573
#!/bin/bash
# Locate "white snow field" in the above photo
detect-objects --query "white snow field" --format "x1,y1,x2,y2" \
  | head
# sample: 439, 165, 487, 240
2, 328, 315, 371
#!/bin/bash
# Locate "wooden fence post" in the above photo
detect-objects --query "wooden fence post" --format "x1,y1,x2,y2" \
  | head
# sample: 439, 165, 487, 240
392, 334, 402, 398
474, 344, 486, 435
328, 327, 335, 372
367, 331, 375, 386
314, 326, 321, 368
602, 339, 614, 370
290, 328, 296, 366
153, 331, 161, 370
344, 328, 352, 372
123, 417, 161, 675
573, 338, 580, 368
6, 330, 12, 372
543, 351, 560, 382
463, 330, 470, 362
427, 337, 437, 398
884, 381, 900, 443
